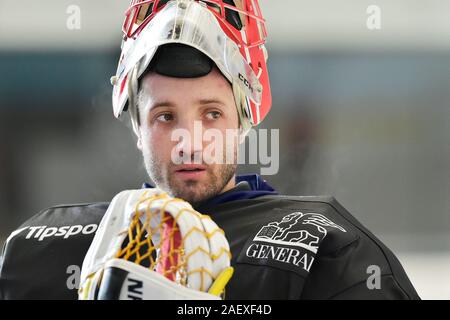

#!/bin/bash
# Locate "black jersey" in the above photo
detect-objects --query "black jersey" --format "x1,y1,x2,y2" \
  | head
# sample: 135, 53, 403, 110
0, 193, 420, 300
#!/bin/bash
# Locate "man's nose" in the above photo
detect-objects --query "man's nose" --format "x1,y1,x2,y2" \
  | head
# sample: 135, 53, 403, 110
174, 118, 203, 161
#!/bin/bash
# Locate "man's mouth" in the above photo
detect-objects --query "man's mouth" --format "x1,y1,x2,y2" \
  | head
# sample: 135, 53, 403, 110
173, 164, 207, 179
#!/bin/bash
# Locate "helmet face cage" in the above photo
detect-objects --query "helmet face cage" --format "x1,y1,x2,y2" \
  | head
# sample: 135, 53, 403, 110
117, 0, 271, 127
123, 0, 266, 47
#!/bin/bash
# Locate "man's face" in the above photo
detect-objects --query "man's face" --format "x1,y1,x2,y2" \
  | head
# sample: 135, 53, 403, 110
137, 67, 240, 206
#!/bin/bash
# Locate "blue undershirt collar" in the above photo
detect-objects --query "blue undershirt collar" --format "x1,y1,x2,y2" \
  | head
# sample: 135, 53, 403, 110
142, 174, 277, 208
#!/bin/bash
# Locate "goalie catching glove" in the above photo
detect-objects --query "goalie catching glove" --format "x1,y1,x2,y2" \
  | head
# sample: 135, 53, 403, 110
78, 189, 233, 300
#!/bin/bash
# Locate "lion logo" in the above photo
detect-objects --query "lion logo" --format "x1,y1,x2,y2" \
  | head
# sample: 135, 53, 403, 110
254, 212, 346, 252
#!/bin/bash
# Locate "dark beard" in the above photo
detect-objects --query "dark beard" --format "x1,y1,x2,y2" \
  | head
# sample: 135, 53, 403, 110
169, 163, 237, 208
143, 140, 238, 207
144, 155, 237, 207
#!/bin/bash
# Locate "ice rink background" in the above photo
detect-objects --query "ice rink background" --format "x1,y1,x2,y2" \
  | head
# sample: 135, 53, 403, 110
1, 0, 449, 299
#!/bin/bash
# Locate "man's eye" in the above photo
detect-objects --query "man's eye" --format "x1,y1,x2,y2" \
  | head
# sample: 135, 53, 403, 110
156, 113, 174, 122
205, 111, 222, 120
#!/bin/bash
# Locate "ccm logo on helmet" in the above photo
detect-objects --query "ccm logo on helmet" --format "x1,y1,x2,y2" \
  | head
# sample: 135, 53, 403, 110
238, 73, 254, 93
22, 224, 98, 242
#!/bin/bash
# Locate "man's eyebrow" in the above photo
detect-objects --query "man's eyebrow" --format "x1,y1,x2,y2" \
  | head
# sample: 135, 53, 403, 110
148, 99, 225, 111
148, 101, 176, 111
198, 98, 226, 106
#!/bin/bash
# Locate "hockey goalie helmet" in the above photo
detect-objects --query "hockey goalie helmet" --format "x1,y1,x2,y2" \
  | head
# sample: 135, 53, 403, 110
111, 0, 271, 133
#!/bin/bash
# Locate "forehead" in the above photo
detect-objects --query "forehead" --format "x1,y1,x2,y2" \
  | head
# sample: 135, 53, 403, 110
140, 66, 234, 109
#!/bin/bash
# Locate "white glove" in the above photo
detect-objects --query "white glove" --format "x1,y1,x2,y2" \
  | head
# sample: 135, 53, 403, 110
78, 189, 233, 300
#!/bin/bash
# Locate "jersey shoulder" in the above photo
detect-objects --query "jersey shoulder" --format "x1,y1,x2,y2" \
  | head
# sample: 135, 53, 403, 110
0, 202, 109, 300
18, 201, 110, 227
228, 194, 420, 299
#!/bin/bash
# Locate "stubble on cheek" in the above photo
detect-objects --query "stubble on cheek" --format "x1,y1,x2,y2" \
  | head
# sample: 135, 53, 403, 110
141, 140, 168, 188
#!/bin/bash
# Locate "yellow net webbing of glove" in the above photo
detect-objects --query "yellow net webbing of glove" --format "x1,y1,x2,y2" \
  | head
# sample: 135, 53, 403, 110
114, 191, 232, 293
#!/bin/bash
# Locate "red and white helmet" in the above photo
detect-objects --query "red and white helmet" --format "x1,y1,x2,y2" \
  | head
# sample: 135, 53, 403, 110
111, 0, 271, 134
